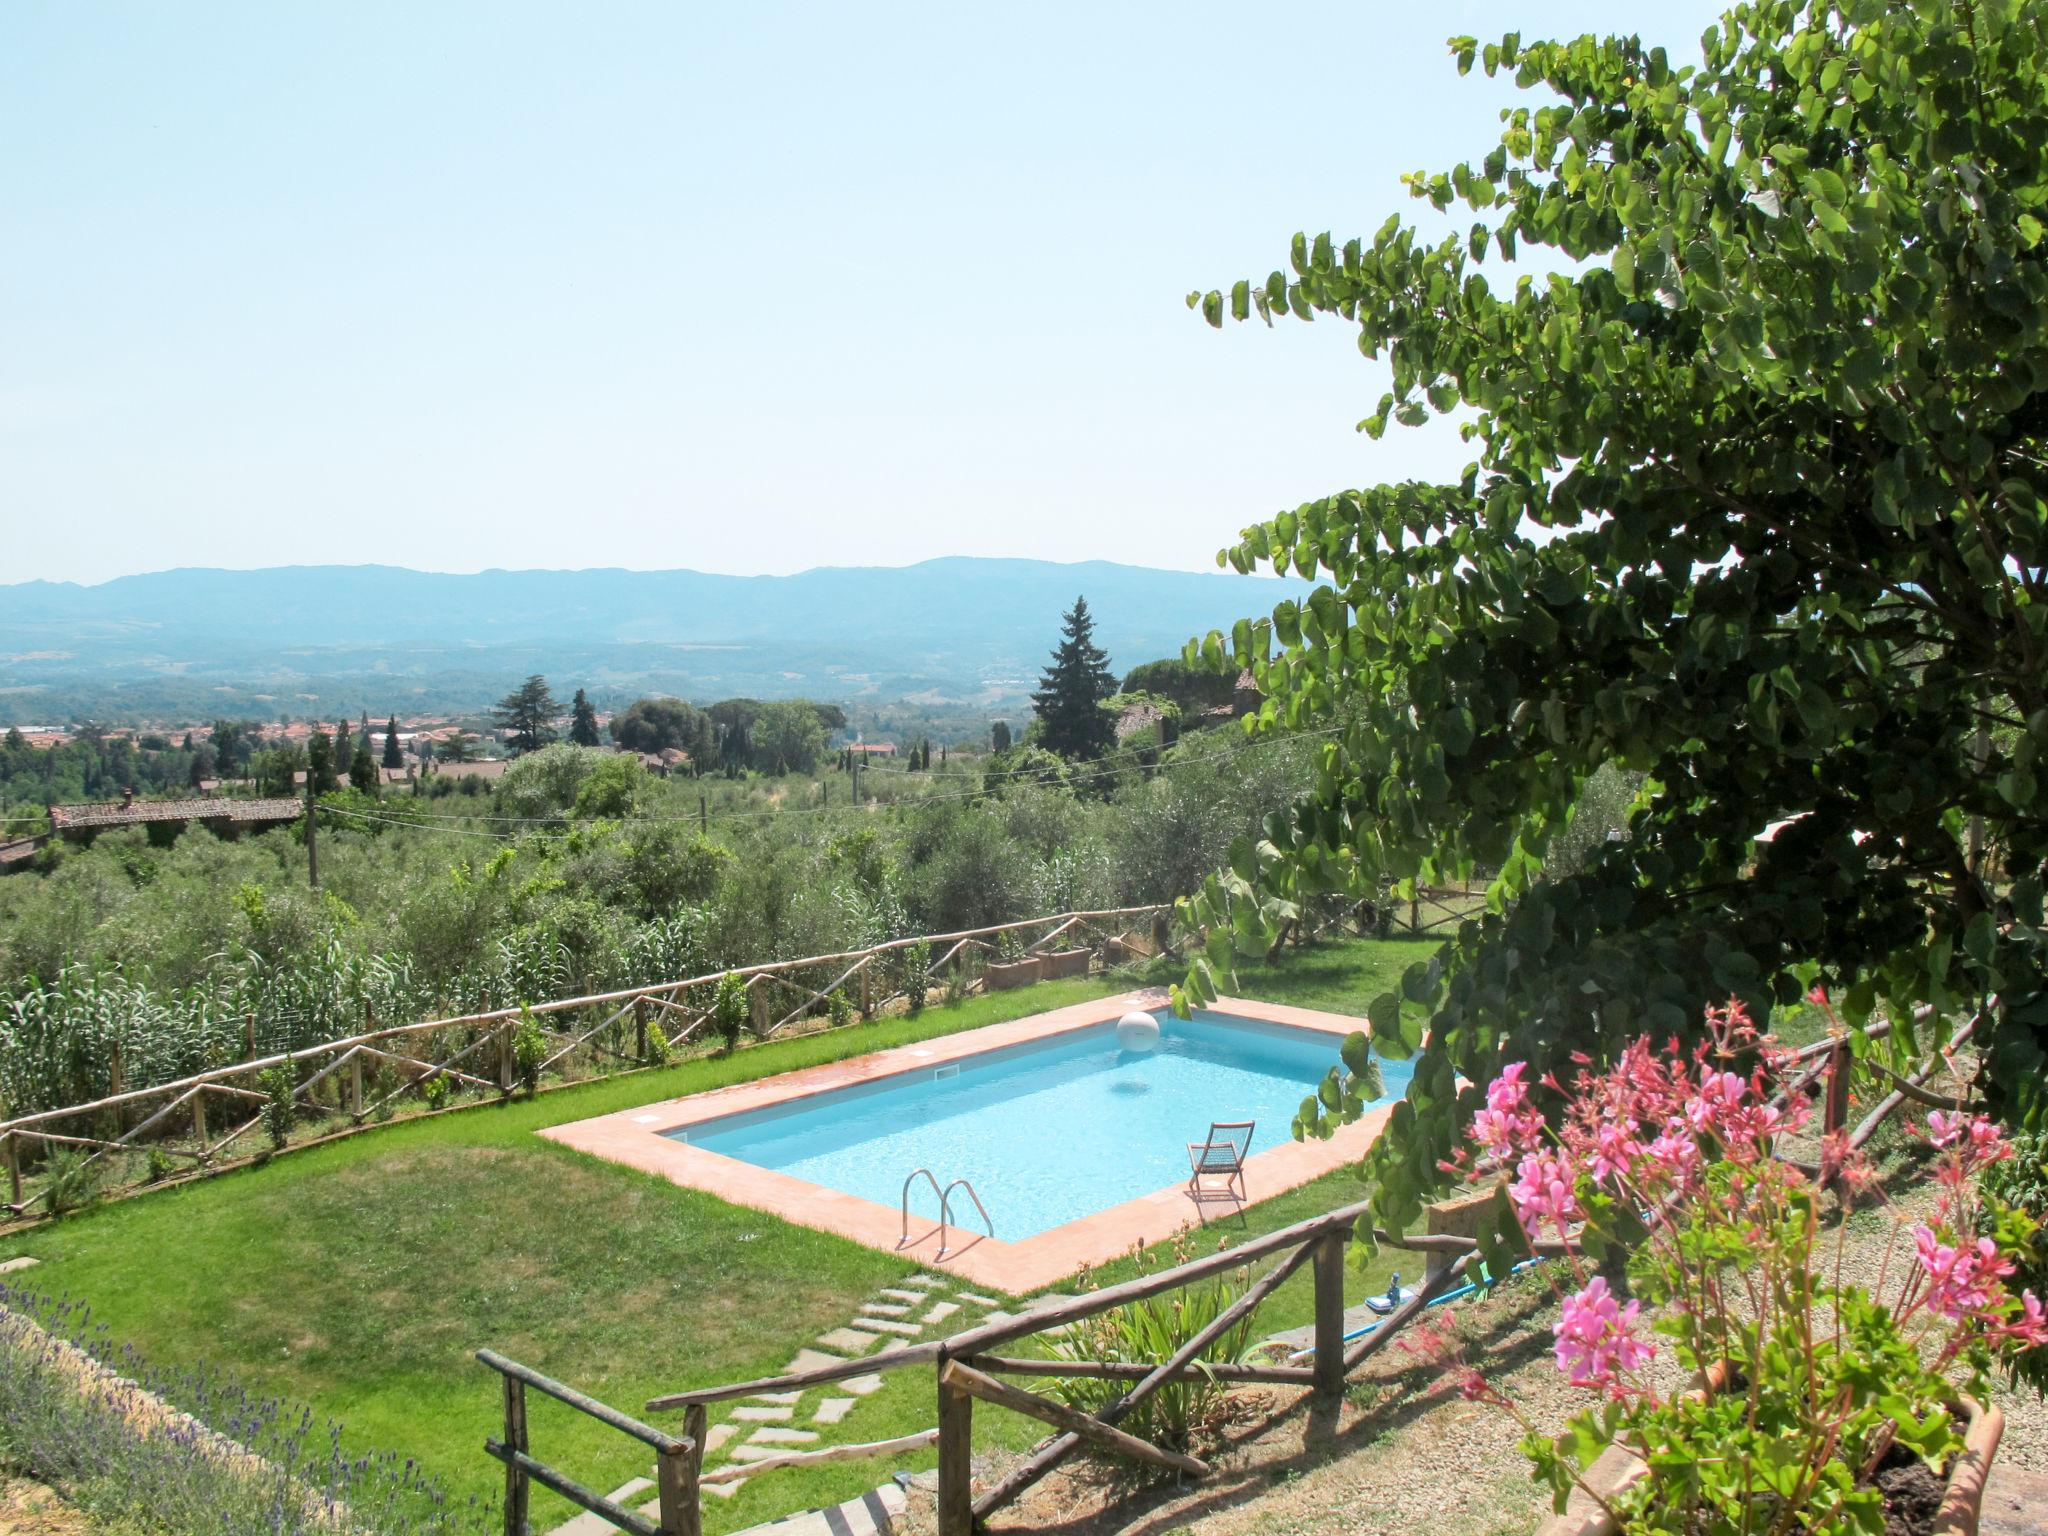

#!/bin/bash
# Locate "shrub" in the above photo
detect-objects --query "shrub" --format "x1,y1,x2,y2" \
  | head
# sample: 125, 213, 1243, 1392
510, 1008, 547, 1094
827, 989, 853, 1030
711, 972, 749, 1051
1983, 1126, 2048, 1397
39, 1149, 99, 1219
900, 940, 930, 1016
1042, 1231, 1261, 1452
256, 1065, 296, 1150
643, 1019, 671, 1065
145, 1146, 173, 1185
0, 1287, 488, 1536
995, 928, 1026, 964
419, 1073, 451, 1112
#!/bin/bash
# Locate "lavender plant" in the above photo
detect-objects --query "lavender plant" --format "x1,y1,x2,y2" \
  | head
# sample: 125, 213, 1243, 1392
0, 1286, 490, 1536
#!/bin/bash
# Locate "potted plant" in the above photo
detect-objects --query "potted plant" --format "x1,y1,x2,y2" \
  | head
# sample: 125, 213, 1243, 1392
1404, 997, 2045, 1536
984, 928, 1043, 991
1040, 941, 1092, 979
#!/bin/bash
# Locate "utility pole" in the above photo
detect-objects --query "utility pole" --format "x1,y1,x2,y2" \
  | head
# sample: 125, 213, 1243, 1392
304, 765, 319, 889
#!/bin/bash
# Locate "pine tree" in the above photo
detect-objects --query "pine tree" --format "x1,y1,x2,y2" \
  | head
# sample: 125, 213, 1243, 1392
349, 746, 379, 795
493, 675, 560, 754
382, 717, 402, 770
1030, 597, 1117, 759
568, 688, 602, 748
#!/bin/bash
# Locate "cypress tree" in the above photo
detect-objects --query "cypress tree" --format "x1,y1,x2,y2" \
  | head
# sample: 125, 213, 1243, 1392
382, 717, 402, 770
1030, 597, 1117, 759
568, 688, 602, 747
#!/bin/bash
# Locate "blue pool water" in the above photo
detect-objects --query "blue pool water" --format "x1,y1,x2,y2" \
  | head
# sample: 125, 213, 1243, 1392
671, 1010, 1408, 1240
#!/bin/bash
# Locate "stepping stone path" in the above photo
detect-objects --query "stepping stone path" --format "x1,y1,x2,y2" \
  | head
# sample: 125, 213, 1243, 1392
540, 1273, 1023, 1536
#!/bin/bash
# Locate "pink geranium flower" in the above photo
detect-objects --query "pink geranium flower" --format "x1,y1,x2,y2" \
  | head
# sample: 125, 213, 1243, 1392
1509, 1149, 1582, 1237
1553, 1276, 1653, 1389
1913, 1228, 2017, 1320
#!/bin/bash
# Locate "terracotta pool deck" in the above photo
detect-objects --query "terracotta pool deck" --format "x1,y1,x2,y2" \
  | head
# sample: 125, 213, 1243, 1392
541, 990, 1393, 1294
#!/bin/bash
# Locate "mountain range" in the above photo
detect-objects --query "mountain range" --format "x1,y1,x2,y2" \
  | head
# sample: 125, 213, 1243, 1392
0, 559, 1310, 726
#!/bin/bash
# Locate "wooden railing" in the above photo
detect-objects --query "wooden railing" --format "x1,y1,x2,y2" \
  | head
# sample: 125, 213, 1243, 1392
468, 1008, 1973, 1536
0, 906, 1174, 1220
478, 1350, 700, 1536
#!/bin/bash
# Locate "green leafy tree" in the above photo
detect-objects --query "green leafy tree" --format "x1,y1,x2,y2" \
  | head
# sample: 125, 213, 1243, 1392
1179, 0, 2048, 1233
612, 696, 707, 758
349, 746, 379, 796
712, 971, 750, 1050
381, 717, 402, 770
568, 688, 602, 748
493, 675, 559, 754
1031, 597, 1118, 760
992, 720, 1013, 753
751, 700, 825, 775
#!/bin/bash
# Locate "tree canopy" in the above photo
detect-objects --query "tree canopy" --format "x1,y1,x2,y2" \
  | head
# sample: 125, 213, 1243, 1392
1032, 597, 1118, 760
1178, 0, 2048, 1232
493, 675, 559, 755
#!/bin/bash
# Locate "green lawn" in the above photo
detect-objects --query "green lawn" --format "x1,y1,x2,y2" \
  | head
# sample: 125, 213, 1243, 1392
0, 938, 1433, 1532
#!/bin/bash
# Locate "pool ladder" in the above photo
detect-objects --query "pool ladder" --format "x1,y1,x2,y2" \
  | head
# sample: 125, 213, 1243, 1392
898, 1168, 994, 1260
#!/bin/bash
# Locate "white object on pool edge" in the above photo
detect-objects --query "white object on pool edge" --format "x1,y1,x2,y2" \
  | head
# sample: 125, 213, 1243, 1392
1116, 1011, 1161, 1051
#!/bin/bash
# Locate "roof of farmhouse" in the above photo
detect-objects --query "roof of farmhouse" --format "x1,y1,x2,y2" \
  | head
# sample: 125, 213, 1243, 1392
49, 797, 305, 830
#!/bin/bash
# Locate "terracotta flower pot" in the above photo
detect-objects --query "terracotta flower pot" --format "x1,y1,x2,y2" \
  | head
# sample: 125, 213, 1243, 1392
984, 957, 1043, 991
1534, 1379, 2003, 1536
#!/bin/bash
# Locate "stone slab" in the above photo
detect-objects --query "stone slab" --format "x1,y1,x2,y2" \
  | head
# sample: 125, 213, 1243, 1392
547, 1478, 653, 1536
752, 1389, 802, 1404
731, 1404, 793, 1422
899, 1274, 946, 1289
956, 1291, 1002, 1308
783, 1348, 846, 1374
728, 1443, 793, 1463
705, 1423, 737, 1453
842, 1372, 885, 1397
815, 1326, 884, 1352
747, 1426, 819, 1444
858, 1301, 912, 1317
877, 1287, 926, 1302
919, 1301, 960, 1325
854, 1317, 923, 1337
812, 1396, 857, 1425
0, 1257, 39, 1276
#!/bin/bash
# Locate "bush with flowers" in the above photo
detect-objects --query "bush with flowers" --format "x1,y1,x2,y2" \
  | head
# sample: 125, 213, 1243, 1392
1403, 999, 2047, 1535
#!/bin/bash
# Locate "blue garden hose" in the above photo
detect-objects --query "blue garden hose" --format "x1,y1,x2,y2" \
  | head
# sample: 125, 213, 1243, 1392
1284, 1256, 1543, 1361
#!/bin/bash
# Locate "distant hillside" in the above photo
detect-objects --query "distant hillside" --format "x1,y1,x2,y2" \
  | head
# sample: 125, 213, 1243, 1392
0, 559, 1310, 725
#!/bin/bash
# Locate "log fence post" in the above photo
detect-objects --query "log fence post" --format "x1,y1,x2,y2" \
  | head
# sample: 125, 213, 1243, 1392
501, 1370, 530, 1536
191, 1091, 208, 1159
4, 1134, 19, 1209
634, 997, 648, 1062
1823, 1036, 1851, 1141
348, 1056, 364, 1122
858, 956, 872, 1019
936, 1349, 974, 1536
498, 1025, 514, 1095
1312, 1225, 1349, 1400
750, 977, 769, 1037
655, 1402, 705, 1536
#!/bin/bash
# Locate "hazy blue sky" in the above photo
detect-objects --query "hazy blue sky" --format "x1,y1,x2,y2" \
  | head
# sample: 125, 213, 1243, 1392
3, 2, 1727, 586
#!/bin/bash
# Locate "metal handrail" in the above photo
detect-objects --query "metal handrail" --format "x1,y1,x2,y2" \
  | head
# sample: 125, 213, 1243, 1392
938, 1178, 994, 1257
899, 1167, 947, 1252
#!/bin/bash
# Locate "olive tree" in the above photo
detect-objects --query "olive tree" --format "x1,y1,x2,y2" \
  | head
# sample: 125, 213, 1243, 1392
1178, 0, 2048, 1231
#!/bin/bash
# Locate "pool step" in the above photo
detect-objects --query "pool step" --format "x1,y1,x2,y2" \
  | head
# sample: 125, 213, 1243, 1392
729, 1481, 906, 1536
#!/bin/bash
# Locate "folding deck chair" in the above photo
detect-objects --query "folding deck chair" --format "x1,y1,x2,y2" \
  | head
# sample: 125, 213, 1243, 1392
1186, 1120, 1256, 1209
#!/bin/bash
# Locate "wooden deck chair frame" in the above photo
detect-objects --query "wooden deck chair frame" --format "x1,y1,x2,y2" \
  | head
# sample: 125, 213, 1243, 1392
1186, 1120, 1255, 1206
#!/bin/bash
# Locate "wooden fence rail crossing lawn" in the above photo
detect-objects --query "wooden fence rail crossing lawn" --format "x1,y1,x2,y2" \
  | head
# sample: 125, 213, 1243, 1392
0, 889, 1488, 1222
471, 1004, 1957, 1536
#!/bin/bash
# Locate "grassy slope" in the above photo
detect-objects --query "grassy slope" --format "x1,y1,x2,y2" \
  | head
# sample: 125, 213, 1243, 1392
2, 940, 1433, 1532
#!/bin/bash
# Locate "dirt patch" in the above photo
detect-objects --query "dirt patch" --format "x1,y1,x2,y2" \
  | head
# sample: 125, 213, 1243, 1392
0, 1479, 86, 1536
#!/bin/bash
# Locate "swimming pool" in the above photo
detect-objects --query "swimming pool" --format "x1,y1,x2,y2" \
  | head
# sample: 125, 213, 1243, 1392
671, 1009, 1409, 1240
544, 992, 1405, 1292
